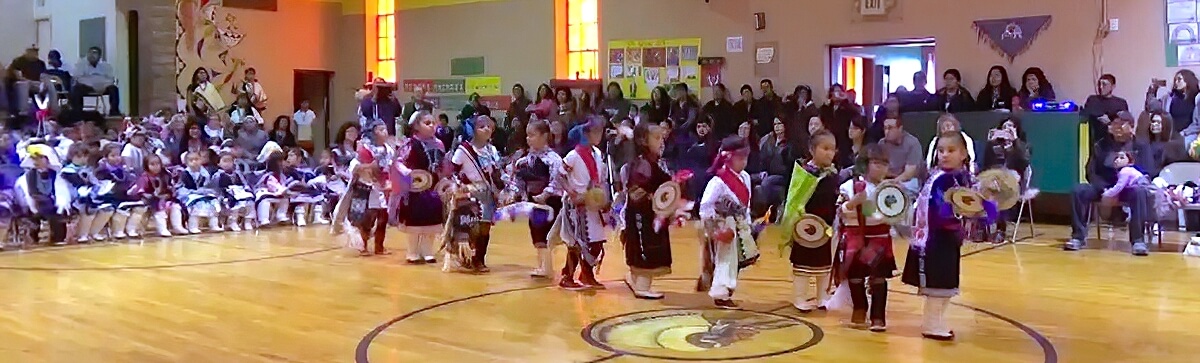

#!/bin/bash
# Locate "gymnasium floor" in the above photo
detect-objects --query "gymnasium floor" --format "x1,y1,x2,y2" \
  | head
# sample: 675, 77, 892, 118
0, 223, 1195, 363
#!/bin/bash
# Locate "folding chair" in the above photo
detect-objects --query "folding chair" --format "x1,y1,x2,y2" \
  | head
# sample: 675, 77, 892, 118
1011, 166, 1038, 242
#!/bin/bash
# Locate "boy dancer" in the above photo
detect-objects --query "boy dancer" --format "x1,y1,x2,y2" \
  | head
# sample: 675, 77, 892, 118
698, 136, 761, 308
550, 118, 611, 290
836, 145, 897, 331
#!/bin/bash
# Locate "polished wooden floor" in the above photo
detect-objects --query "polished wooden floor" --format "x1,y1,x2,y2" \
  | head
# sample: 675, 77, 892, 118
0, 222, 1196, 363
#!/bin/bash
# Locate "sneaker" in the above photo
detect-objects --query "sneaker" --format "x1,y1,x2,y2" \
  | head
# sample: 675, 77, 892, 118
423, 257, 437, 264
1062, 239, 1085, 251
714, 299, 739, 309
1131, 242, 1150, 256
475, 264, 491, 273
922, 331, 955, 341
559, 278, 586, 291
869, 319, 887, 332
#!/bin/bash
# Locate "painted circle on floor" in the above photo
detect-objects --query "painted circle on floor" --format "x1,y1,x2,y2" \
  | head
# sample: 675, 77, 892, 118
580, 308, 822, 361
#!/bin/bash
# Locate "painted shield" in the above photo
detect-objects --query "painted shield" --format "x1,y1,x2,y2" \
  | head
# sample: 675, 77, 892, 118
945, 187, 986, 217
410, 169, 433, 193
653, 181, 682, 214
872, 181, 911, 225
792, 214, 832, 248
435, 179, 455, 203
977, 169, 1020, 210
584, 187, 610, 211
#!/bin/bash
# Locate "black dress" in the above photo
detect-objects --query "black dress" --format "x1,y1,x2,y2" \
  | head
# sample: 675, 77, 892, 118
790, 165, 840, 274
622, 157, 673, 275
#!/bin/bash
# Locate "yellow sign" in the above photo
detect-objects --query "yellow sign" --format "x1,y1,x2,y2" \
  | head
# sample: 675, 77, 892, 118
607, 38, 702, 100
465, 76, 502, 96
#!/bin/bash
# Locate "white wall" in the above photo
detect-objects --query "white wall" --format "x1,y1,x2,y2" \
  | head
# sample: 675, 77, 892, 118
0, 0, 37, 61
39, 0, 127, 113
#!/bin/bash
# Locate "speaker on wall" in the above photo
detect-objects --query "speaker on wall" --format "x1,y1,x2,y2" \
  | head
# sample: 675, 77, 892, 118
754, 12, 766, 31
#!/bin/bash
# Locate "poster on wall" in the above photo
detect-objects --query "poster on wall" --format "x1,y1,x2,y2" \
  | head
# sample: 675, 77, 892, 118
1167, 0, 1200, 66
608, 38, 701, 100
401, 77, 508, 113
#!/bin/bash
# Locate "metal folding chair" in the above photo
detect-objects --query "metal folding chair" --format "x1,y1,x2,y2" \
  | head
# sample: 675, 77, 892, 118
1011, 166, 1038, 242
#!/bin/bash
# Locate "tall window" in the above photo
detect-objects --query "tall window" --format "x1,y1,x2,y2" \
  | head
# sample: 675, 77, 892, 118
566, 0, 598, 80
376, 0, 396, 82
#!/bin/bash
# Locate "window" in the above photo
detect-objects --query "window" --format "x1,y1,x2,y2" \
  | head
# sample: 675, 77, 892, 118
565, 0, 598, 80
376, 0, 396, 82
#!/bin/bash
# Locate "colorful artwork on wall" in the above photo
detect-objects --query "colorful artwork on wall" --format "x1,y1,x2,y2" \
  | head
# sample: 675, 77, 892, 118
608, 38, 701, 100
175, 0, 247, 104
971, 15, 1052, 62
1166, 0, 1200, 66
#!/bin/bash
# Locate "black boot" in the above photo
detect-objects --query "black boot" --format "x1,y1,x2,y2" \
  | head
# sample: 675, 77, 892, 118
869, 280, 888, 332
473, 226, 491, 272
848, 279, 868, 328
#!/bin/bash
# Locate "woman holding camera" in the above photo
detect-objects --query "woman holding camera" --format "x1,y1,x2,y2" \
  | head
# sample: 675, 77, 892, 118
981, 116, 1031, 242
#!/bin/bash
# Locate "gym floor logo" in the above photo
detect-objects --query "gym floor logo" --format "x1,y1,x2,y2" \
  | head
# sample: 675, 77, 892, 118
581, 308, 823, 361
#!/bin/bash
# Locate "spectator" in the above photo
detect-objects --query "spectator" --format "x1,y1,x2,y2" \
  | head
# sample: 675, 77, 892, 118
600, 81, 632, 126
870, 94, 901, 143
1064, 113, 1153, 256
783, 85, 817, 121
331, 122, 360, 167
679, 118, 719, 202
898, 71, 934, 112
976, 65, 1018, 111
553, 86, 576, 121
933, 69, 975, 113
1136, 101, 1189, 171
232, 67, 267, 111
1082, 74, 1130, 143
641, 86, 670, 125
982, 116, 1031, 241
754, 117, 796, 219
925, 114, 977, 173
187, 67, 226, 116
7, 45, 53, 117
577, 87, 601, 116
737, 121, 762, 179
293, 99, 316, 144
1147, 70, 1200, 143
235, 119, 270, 159
548, 118, 570, 156
668, 83, 700, 132
435, 113, 455, 150
754, 79, 783, 136
44, 50, 71, 93
229, 94, 263, 126
878, 116, 924, 193
732, 84, 758, 129
459, 92, 491, 123
525, 83, 556, 120
506, 83, 532, 128
270, 115, 297, 149
840, 115, 871, 175
361, 79, 403, 135
1018, 67, 1056, 109
820, 83, 857, 172
702, 84, 736, 141
201, 114, 226, 148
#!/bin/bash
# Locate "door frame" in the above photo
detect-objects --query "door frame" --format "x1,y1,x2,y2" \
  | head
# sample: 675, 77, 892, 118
292, 69, 335, 151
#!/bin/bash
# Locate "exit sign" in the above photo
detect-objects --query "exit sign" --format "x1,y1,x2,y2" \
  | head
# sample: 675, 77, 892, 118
860, 0, 887, 16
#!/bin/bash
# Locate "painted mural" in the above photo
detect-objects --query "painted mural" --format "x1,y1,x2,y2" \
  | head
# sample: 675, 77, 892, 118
175, 0, 247, 105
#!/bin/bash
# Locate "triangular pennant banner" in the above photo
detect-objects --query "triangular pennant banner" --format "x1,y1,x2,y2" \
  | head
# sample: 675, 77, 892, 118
972, 15, 1052, 62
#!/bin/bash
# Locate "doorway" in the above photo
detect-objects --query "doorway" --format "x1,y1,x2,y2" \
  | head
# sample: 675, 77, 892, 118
829, 39, 935, 120
35, 19, 52, 54
293, 70, 333, 153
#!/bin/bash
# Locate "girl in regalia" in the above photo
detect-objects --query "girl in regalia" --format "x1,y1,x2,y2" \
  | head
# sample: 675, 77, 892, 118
392, 111, 448, 265
550, 118, 611, 290
903, 131, 997, 341
15, 144, 72, 245
781, 130, 841, 313
283, 148, 326, 227
698, 136, 761, 308
444, 115, 502, 273
314, 150, 346, 223
621, 121, 675, 299
254, 152, 292, 227
177, 151, 223, 233
95, 143, 147, 239
213, 152, 257, 231
62, 144, 114, 243
835, 144, 897, 332
132, 154, 189, 237
334, 157, 389, 256
506, 119, 564, 277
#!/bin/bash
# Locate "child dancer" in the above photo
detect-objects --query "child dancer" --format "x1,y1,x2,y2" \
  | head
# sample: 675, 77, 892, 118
698, 136, 761, 308
177, 151, 223, 233
836, 144, 897, 331
314, 149, 344, 224
508, 119, 564, 277
61, 144, 114, 243
332, 148, 390, 256
213, 152, 257, 231
284, 148, 325, 227
15, 144, 71, 245
781, 130, 841, 312
95, 143, 146, 239
393, 111, 448, 264
445, 115, 502, 273
902, 131, 996, 340
121, 128, 148, 175
550, 118, 610, 290
133, 154, 189, 237
254, 152, 292, 227
621, 122, 674, 299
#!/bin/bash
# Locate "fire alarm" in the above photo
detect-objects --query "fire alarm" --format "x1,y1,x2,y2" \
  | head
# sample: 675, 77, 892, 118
754, 12, 766, 31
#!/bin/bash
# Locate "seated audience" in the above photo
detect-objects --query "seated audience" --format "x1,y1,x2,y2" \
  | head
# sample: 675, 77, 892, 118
879, 116, 924, 193
1082, 74, 1129, 143
235, 120, 270, 159
976, 65, 1017, 111
870, 94, 901, 143
70, 47, 121, 116
754, 117, 796, 219
981, 116, 1031, 241
600, 81, 632, 126
933, 69, 975, 113
702, 83, 736, 140
1017, 67, 1056, 109
1136, 101, 1190, 169
898, 71, 934, 112
820, 84, 857, 169
1065, 112, 1153, 256
506, 83, 532, 128
270, 115, 297, 149
229, 94, 263, 126
1147, 70, 1200, 144
841, 115, 870, 176
44, 50, 71, 92
7, 45, 53, 117
524, 83, 556, 120
754, 79, 783, 136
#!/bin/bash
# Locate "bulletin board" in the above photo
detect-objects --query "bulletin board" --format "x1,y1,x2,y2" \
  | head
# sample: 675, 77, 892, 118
607, 38, 701, 100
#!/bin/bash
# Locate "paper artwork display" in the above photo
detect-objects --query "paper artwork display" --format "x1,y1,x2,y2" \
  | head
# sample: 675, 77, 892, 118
1167, 0, 1200, 66
608, 38, 701, 100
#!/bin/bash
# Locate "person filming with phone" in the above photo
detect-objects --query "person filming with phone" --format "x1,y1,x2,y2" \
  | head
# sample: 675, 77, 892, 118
981, 116, 1031, 242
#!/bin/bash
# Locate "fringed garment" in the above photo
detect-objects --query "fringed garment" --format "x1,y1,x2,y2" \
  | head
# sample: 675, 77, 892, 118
621, 157, 674, 277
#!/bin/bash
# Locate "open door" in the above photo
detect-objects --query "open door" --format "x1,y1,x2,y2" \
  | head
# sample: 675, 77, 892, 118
293, 70, 333, 153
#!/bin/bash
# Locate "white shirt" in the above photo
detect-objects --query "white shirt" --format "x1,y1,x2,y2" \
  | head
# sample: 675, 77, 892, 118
74, 59, 115, 89
451, 142, 500, 184
561, 146, 610, 195
699, 170, 752, 220
293, 109, 316, 141
838, 179, 885, 226
230, 107, 263, 125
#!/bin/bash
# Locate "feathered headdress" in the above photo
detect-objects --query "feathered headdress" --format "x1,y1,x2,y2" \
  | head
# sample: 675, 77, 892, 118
21, 143, 62, 170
